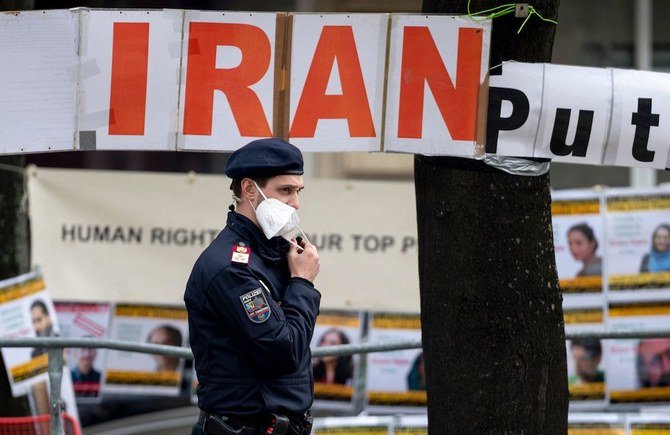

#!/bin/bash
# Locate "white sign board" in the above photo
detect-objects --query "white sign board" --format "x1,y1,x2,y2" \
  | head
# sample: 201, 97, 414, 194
177, 11, 279, 151
288, 14, 388, 152
384, 15, 491, 156
77, 9, 183, 151
0, 10, 78, 154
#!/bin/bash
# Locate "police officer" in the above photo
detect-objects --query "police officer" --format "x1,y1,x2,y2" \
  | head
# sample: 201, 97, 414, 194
185, 138, 321, 435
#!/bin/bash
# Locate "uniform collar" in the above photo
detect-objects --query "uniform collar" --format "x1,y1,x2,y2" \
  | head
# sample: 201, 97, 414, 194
226, 211, 288, 263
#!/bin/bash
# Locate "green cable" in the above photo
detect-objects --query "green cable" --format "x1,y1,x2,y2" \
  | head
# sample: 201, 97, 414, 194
466, 0, 558, 33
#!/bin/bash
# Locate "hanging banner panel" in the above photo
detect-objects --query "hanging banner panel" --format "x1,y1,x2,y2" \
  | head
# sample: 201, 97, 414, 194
310, 310, 363, 410
104, 303, 188, 396
288, 14, 388, 152
177, 11, 279, 151
485, 62, 543, 157
535, 65, 612, 164
77, 9, 183, 151
384, 15, 491, 156
55, 301, 111, 402
0, 10, 78, 154
604, 188, 670, 303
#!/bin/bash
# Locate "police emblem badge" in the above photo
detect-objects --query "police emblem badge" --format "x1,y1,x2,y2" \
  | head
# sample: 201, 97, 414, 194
239, 288, 271, 323
231, 245, 251, 264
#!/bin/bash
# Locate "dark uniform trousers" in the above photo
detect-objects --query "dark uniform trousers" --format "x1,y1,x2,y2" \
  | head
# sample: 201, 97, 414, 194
185, 212, 321, 435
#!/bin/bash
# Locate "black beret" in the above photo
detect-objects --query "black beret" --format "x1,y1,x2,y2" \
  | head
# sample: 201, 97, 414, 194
224, 138, 304, 179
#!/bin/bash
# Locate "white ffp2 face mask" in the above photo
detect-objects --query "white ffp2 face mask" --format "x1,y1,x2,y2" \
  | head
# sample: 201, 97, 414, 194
250, 181, 306, 244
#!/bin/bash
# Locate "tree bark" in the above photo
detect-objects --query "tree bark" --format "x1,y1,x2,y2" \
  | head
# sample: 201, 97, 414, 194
0, 155, 32, 416
415, 1, 568, 433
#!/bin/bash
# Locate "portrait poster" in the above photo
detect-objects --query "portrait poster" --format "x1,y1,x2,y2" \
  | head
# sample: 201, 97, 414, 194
310, 310, 363, 410
0, 272, 80, 426
55, 301, 111, 402
0, 271, 58, 395
551, 189, 605, 309
312, 416, 393, 435
564, 305, 607, 407
607, 300, 670, 404
365, 312, 425, 412
395, 415, 427, 434
605, 188, 670, 303
628, 414, 670, 434
104, 303, 188, 396
567, 413, 626, 435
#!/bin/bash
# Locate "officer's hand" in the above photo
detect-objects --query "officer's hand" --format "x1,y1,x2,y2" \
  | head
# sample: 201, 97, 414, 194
288, 239, 320, 283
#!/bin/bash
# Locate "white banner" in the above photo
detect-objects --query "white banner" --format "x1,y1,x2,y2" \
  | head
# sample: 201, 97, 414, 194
28, 167, 420, 311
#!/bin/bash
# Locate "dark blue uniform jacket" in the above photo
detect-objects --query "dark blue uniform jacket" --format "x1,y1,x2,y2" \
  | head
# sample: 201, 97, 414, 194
184, 212, 321, 418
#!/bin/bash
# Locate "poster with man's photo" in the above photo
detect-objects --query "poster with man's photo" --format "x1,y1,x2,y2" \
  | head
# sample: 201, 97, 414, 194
365, 312, 425, 413
605, 188, 670, 302
310, 310, 363, 410
563, 303, 607, 407
55, 301, 111, 402
551, 189, 605, 309
0, 271, 58, 395
607, 300, 670, 404
0, 271, 80, 426
104, 303, 188, 396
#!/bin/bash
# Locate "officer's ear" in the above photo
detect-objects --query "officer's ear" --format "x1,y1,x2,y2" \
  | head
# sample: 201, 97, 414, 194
240, 178, 256, 201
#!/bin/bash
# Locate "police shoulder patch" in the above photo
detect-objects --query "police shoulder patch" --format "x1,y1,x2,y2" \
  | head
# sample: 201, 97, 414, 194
239, 288, 271, 323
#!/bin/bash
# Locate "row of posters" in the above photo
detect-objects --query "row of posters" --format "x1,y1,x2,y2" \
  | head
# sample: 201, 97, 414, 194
0, 273, 422, 412
553, 187, 670, 409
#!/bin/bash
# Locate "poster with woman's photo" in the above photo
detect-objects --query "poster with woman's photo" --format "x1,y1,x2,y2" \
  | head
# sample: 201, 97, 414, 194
104, 303, 188, 396
564, 304, 607, 408
606, 300, 670, 405
55, 301, 111, 402
310, 310, 363, 410
552, 189, 605, 308
605, 188, 670, 303
365, 312, 425, 413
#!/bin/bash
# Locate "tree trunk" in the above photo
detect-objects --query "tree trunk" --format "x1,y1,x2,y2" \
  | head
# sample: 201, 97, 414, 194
0, 155, 31, 416
415, 1, 568, 433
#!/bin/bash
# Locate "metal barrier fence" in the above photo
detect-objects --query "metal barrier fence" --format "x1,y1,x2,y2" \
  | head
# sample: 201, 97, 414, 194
2, 328, 670, 434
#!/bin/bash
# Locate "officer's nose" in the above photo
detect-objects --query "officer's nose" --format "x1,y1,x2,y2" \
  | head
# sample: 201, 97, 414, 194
288, 193, 299, 210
